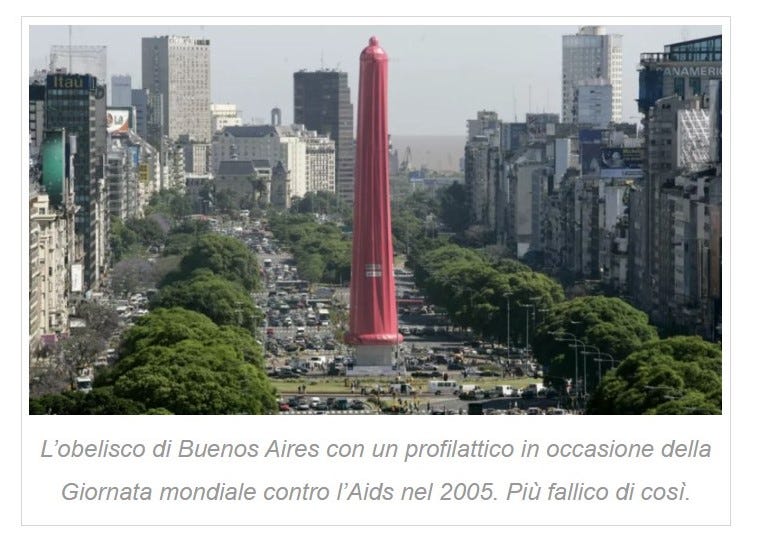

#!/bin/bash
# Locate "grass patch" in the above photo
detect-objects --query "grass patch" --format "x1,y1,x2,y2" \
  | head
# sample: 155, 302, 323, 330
270, 376, 542, 395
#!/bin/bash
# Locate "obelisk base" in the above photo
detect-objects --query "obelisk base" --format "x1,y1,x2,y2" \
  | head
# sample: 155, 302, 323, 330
347, 344, 401, 376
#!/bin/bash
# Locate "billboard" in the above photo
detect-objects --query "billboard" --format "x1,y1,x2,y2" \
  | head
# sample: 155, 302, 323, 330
41, 130, 65, 206
599, 147, 644, 178
46, 74, 96, 91
107, 109, 130, 135
579, 129, 603, 174
71, 264, 83, 293
130, 145, 140, 167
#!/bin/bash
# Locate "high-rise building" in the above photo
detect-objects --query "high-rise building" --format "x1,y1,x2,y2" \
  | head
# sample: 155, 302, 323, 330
561, 26, 622, 124
44, 73, 108, 291
111, 74, 132, 107
637, 35, 722, 113
631, 35, 722, 328
29, 84, 46, 157
142, 35, 211, 142
293, 70, 354, 203
573, 80, 613, 128
131, 88, 164, 149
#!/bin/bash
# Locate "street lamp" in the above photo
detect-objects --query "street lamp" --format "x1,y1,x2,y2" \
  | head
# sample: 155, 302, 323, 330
550, 330, 584, 410
504, 294, 511, 377
579, 344, 600, 396
519, 302, 535, 374
593, 351, 616, 383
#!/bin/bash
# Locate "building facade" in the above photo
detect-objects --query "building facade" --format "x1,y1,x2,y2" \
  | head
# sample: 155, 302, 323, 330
210, 103, 242, 135
142, 35, 211, 142
44, 73, 109, 291
562, 26, 622, 124
293, 70, 354, 203
111, 74, 132, 107
131, 88, 164, 149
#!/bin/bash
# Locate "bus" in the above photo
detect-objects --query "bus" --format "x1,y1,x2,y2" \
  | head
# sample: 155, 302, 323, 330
428, 380, 458, 395
317, 307, 331, 326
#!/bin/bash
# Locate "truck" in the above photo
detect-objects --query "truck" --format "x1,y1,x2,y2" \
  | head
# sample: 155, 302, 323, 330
317, 307, 331, 326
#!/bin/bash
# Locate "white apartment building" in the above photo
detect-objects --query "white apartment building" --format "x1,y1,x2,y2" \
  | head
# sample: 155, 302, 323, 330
210, 103, 242, 135
142, 36, 211, 142
212, 124, 335, 201
29, 193, 72, 349
562, 26, 622, 124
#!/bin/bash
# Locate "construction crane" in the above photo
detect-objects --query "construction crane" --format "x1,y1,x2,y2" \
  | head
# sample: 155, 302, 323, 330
400, 146, 412, 172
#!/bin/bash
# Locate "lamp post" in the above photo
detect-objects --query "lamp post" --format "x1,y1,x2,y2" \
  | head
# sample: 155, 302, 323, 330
503, 294, 511, 376
519, 302, 534, 375
550, 330, 584, 410
593, 352, 615, 383
579, 344, 600, 396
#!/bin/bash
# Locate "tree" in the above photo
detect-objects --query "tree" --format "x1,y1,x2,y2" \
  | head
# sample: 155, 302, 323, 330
437, 181, 471, 234
533, 296, 659, 391
99, 308, 276, 414
153, 270, 263, 332
167, 233, 261, 291
586, 336, 722, 415
269, 213, 351, 284
111, 257, 158, 297
145, 189, 192, 221
30, 387, 147, 415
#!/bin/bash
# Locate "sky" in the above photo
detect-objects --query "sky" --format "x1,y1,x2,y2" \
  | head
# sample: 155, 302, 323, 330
28, 23, 721, 136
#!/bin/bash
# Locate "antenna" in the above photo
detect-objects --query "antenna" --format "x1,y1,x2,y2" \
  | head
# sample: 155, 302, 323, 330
320, 50, 324, 69
528, 85, 532, 114
513, 87, 517, 122
68, 25, 72, 72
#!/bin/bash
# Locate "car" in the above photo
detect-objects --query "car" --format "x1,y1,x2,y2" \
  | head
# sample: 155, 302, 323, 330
350, 400, 365, 410
278, 402, 291, 411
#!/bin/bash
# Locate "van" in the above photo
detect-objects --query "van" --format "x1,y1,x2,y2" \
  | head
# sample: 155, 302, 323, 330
495, 385, 519, 397
76, 376, 93, 393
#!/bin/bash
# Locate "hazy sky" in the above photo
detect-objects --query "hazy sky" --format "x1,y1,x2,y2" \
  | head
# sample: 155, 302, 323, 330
28, 24, 720, 135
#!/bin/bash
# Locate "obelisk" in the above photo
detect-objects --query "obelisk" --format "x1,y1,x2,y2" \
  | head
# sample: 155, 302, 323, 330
345, 37, 403, 376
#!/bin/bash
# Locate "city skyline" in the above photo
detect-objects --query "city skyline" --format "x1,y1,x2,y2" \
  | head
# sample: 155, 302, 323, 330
29, 24, 720, 135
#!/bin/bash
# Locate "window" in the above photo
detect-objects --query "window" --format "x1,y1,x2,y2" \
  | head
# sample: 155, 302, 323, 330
689, 77, 702, 97
674, 77, 685, 98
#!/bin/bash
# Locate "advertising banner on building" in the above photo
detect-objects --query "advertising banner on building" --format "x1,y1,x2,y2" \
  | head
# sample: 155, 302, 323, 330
71, 264, 83, 293
599, 146, 644, 178
107, 109, 130, 135
41, 130, 65, 206
579, 129, 603, 174
138, 163, 149, 182
130, 145, 140, 167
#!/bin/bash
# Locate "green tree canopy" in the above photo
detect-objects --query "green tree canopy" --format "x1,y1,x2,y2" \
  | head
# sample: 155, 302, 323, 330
98, 308, 275, 414
437, 181, 471, 234
533, 296, 659, 391
586, 336, 722, 415
411, 243, 564, 342
145, 189, 193, 221
29, 387, 147, 415
166, 233, 261, 291
269, 213, 351, 284
153, 269, 263, 332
